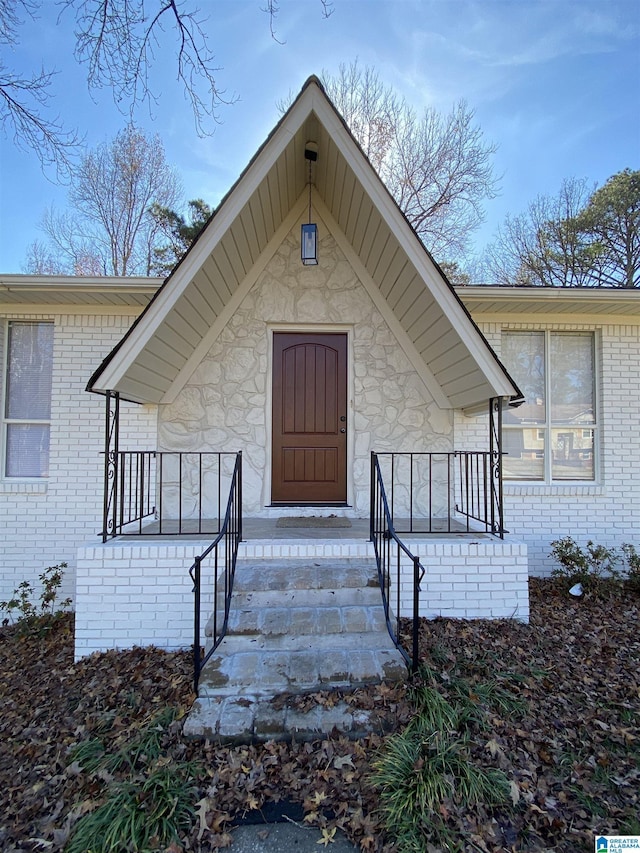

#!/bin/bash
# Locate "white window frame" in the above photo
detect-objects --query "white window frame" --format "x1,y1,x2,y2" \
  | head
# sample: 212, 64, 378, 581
502, 329, 599, 484
1, 320, 54, 481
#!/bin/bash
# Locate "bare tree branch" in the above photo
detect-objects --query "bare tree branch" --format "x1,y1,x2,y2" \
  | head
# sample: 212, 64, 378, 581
2, 0, 333, 175
262, 0, 332, 44
320, 61, 498, 260
64, 0, 237, 134
0, 0, 81, 176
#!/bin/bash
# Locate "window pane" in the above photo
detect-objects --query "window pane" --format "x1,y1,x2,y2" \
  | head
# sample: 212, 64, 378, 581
503, 428, 545, 480
550, 334, 594, 425
551, 428, 594, 480
502, 332, 546, 425
6, 424, 50, 477
6, 322, 54, 419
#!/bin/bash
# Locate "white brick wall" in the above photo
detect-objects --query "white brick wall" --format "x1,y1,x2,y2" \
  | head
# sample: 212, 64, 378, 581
456, 320, 640, 575
75, 541, 211, 659
75, 537, 529, 659
5, 300, 636, 653
0, 311, 156, 605
391, 537, 529, 621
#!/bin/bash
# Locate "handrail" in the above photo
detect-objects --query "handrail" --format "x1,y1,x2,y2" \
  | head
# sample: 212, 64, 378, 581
189, 452, 242, 693
370, 452, 423, 674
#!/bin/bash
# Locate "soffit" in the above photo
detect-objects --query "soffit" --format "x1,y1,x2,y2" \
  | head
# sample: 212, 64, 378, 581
88, 80, 520, 409
0, 275, 160, 307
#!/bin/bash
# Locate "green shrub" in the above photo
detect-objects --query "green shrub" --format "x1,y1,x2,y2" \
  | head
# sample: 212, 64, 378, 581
65, 762, 199, 853
550, 537, 640, 595
371, 710, 511, 851
371, 665, 515, 850
1, 562, 72, 634
621, 544, 640, 593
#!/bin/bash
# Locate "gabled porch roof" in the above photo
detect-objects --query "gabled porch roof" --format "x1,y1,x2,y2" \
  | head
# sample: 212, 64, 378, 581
87, 76, 521, 412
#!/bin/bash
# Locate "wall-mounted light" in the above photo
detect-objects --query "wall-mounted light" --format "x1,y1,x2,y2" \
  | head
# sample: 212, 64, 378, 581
301, 142, 318, 266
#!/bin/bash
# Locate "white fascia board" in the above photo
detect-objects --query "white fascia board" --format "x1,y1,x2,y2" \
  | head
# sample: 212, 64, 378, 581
92, 93, 316, 393
458, 286, 640, 319
0, 274, 162, 290
466, 311, 640, 326
0, 276, 161, 308
0, 303, 146, 317
459, 285, 640, 305
311, 96, 519, 400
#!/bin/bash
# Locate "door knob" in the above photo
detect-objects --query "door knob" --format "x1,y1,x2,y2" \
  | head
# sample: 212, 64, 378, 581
340, 428, 346, 433
340, 415, 346, 422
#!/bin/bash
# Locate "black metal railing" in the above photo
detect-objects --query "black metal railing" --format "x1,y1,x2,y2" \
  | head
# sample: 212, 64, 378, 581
102, 451, 240, 540
189, 452, 242, 692
370, 453, 423, 674
373, 450, 504, 538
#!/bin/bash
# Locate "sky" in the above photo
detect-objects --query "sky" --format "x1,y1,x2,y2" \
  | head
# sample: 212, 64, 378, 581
0, 0, 638, 275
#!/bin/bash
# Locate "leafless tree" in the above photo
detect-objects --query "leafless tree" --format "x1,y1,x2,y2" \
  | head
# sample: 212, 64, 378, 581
26, 124, 181, 275
23, 239, 63, 274
318, 62, 498, 260
486, 177, 594, 286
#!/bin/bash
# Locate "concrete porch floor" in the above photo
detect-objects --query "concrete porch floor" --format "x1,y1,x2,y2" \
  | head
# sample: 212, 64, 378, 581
125, 515, 484, 541
242, 517, 371, 540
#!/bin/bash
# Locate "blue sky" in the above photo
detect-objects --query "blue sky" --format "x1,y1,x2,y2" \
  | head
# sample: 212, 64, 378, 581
0, 0, 638, 274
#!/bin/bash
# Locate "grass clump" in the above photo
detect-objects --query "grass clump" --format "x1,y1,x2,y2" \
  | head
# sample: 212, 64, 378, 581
370, 668, 514, 851
65, 708, 199, 853
65, 762, 199, 853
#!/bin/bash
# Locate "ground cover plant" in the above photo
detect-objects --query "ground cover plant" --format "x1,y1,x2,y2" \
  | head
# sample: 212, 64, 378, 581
0, 577, 638, 852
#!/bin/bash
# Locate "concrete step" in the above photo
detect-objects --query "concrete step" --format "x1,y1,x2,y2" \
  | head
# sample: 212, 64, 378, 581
197, 644, 406, 698
217, 585, 382, 614
208, 629, 397, 654
183, 693, 396, 744
233, 559, 380, 592
225, 603, 388, 636
185, 552, 408, 742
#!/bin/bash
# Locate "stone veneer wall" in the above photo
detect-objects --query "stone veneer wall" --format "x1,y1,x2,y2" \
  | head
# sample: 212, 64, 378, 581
158, 225, 454, 516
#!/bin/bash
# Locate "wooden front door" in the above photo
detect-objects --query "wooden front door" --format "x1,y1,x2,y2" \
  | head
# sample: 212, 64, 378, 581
272, 332, 348, 503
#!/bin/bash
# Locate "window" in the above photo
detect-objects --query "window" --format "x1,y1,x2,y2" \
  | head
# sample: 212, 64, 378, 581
2, 321, 54, 478
501, 331, 596, 482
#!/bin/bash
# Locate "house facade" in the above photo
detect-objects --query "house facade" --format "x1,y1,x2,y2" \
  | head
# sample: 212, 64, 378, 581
457, 287, 640, 575
1, 78, 638, 659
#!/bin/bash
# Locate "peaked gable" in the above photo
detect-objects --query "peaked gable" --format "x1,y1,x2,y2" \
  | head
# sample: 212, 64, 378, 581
88, 76, 521, 410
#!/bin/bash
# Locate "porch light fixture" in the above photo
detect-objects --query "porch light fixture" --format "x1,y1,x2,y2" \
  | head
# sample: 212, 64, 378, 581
301, 142, 318, 265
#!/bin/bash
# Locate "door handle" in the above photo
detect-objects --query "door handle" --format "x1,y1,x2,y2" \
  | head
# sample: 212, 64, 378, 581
340, 428, 346, 433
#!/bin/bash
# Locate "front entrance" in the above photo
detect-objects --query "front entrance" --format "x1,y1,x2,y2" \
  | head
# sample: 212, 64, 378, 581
271, 332, 348, 503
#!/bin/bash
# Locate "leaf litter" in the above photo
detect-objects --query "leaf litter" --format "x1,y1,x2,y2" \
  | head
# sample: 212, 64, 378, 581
0, 578, 637, 851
